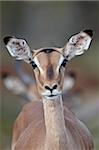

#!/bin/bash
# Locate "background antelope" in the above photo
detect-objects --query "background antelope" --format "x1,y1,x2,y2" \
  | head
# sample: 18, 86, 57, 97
3, 30, 94, 150
1, 68, 76, 102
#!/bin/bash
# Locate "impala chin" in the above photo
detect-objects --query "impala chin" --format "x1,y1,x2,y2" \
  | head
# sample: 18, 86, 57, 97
42, 91, 62, 100
45, 95, 59, 100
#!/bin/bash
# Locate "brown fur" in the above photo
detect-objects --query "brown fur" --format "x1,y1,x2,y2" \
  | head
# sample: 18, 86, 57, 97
12, 100, 94, 150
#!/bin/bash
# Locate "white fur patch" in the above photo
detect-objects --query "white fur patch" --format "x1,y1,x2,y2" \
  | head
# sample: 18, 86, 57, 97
33, 56, 44, 74
80, 32, 92, 50
56, 55, 64, 72
4, 77, 26, 94
63, 76, 75, 93
42, 89, 61, 96
42, 90, 51, 96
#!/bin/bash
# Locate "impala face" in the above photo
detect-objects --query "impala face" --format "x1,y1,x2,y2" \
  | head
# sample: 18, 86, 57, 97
3, 29, 93, 99
31, 48, 67, 99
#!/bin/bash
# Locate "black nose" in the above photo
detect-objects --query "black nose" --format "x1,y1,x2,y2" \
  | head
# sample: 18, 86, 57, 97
45, 84, 57, 92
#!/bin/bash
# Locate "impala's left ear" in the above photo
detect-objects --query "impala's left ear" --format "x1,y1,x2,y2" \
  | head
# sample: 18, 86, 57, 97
63, 29, 93, 60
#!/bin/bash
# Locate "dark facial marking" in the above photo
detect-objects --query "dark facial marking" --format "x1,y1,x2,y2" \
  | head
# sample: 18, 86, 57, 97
61, 58, 68, 68
41, 49, 54, 53
47, 65, 54, 80
30, 61, 37, 70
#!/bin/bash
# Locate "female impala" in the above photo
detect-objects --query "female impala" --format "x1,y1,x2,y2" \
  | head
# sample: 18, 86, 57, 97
4, 30, 94, 150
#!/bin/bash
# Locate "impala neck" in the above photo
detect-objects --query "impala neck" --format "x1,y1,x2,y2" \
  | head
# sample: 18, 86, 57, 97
43, 95, 70, 150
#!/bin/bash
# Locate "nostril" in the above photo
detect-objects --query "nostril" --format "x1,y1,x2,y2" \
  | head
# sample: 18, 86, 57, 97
45, 85, 51, 90
53, 84, 57, 90
45, 84, 57, 91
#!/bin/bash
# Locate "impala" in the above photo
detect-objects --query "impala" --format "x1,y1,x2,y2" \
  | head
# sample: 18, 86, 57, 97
4, 29, 94, 150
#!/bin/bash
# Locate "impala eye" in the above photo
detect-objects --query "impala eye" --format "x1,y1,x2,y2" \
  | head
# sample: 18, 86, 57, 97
30, 61, 37, 70
61, 58, 68, 68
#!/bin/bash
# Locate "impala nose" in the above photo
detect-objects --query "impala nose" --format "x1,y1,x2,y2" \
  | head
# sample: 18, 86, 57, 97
45, 84, 57, 93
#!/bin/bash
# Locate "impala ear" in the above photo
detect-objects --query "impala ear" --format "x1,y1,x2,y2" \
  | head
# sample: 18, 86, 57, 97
63, 29, 93, 60
3, 36, 33, 63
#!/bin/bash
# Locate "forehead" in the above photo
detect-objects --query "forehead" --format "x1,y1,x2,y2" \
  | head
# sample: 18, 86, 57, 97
33, 50, 63, 67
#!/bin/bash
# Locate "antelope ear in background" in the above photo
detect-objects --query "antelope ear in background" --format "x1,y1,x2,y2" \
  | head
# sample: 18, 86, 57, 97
3, 36, 33, 63
63, 29, 93, 60
63, 71, 76, 93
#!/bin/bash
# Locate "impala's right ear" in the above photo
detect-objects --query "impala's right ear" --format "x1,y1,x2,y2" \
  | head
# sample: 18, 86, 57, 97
3, 36, 33, 63
63, 30, 93, 60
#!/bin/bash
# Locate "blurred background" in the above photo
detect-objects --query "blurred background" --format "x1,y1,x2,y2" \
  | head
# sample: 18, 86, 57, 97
0, 1, 99, 150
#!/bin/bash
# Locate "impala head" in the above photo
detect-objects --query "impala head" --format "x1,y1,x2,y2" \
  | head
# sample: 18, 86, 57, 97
3, 30, 93, 99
